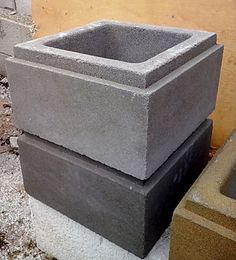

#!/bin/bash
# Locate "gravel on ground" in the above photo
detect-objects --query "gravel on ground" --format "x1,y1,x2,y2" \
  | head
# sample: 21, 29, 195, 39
0, 76, 54, 260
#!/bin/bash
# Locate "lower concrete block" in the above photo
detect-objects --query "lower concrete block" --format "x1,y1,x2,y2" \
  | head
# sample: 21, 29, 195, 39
19, 120, 212, 258
170, 130, 236, 260
30, 197, 170, 260
0, 52, 9, 76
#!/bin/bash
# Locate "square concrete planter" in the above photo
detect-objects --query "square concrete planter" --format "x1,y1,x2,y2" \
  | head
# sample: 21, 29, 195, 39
170, 130, 236, 260
6, 20, 223, 179
19, 120, 212, 258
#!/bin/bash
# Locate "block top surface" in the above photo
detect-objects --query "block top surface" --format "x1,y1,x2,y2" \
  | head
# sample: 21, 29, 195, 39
14, 20, 217, 88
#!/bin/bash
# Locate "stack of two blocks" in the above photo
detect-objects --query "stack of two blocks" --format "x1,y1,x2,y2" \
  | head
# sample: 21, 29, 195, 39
6, 21, 223, 259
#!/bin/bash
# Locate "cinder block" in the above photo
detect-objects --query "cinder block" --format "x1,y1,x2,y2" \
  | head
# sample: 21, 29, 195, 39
30, 197, 170, 260
6, 21, 223, 179
19, 120, 212, 258
0, 52, 9, 76
170, 130, 236, 260
16, 0, 31, 15
0, 8, 32, 56
0, 1, 15, 10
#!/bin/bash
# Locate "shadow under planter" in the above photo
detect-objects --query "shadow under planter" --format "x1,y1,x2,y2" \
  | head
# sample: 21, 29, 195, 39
6, 20, 223, 180
170, 130, 236, 260
19, 120, 212, 258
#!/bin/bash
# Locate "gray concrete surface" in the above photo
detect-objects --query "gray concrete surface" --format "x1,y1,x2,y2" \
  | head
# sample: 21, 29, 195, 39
7, 36, 223, 179
16, 0, 32, 15
0, 0, 31, 15
0, 52, 9, 76
0, 1, 15, 11
30, 196, 170, 260
13, 20, 218, 88
19, 119, 211, 258
0, 8, 32, 56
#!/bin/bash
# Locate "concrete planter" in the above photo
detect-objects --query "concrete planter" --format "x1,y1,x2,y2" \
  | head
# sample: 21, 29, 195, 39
19, 120, 212, 258
170, 130, 236, 260
6, 21, 223, 179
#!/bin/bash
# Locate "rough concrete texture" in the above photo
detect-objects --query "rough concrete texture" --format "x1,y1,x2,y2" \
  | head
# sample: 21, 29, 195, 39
7, 30, 223, 179
0, 8, 32, 56
0, 0, 31, 15
0, 1, 15, 11
0, 52, 9, 76
170, 130, 236, 260
19, 120, 212, 258
16, 0, 32, 15
30, 197, 170, 260
13, 20, 218, 89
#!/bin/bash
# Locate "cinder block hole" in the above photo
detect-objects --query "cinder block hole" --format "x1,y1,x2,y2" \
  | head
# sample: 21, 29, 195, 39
45, 23, 191, 63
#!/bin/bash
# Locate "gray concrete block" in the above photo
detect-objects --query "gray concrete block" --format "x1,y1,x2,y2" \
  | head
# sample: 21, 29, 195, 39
0, 8, 32, 56
30, 197, 170, 260
0, 1, 15, 10
0, 52, 9, 76
16, 0, 31, 15
13, 20, 219, 89
7, 23, 223, 179
18, 119, 212, 258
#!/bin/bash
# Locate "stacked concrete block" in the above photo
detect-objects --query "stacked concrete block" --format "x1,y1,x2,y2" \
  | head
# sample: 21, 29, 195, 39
170, 130, 236, 260
6, 21, 223, 258
18, 120, 211, 258
0, 8, 31, 76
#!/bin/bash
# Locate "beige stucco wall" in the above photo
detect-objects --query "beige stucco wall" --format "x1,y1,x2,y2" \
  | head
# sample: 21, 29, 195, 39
32, 0, 236, 147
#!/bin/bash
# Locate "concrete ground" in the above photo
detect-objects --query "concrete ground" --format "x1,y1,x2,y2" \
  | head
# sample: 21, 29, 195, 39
0, 76, 54, 259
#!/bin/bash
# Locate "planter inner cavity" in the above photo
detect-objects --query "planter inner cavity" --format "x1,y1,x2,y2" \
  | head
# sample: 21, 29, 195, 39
221, 162, 236, 200
45, 23, 191, 63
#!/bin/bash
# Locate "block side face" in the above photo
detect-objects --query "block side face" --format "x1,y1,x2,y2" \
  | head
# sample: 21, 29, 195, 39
144, 120, 212, 255
0, 52, 9, 76
18, 134, 146, 257
7, 59, 148, 179
146, 45, 223, 178
0, 9, 32, 56
16, 0, 32, 15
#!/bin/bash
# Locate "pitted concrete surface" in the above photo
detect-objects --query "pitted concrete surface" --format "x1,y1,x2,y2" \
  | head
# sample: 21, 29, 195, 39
7, 42, 223, 179
14, 20, 218, 88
